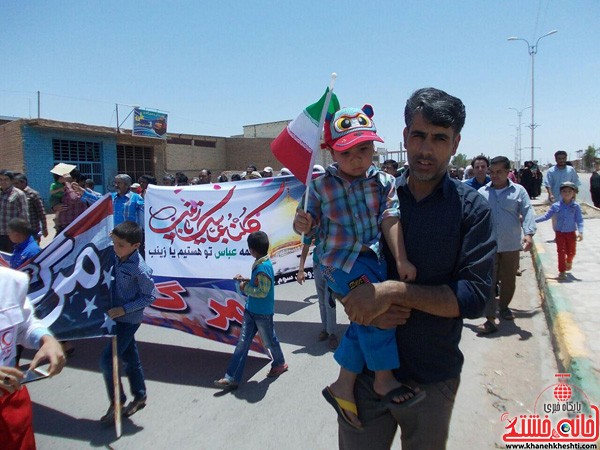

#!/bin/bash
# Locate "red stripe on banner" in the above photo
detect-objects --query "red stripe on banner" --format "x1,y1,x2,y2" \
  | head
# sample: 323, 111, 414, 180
64, 195, 114, 238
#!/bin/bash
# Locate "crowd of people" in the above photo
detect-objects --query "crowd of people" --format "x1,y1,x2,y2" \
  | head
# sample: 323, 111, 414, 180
0, 84, 597, 448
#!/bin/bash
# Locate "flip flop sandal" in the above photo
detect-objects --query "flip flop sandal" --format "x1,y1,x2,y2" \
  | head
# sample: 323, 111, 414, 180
379, 385, 426, 411
322, 386, 363, 431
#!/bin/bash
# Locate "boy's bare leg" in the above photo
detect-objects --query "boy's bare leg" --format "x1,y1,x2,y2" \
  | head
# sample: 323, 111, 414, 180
329, 367, 361, 428
373, 370, 414, 403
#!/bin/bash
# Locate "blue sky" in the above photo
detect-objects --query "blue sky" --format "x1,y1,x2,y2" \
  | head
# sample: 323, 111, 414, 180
2, 0, 598, 165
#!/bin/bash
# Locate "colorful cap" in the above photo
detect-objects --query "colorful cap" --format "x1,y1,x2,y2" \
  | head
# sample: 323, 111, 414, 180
560, 181, 578, 192
324, 104, 383, 152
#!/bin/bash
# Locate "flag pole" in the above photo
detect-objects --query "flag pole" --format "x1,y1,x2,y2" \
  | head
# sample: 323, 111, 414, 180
302, 72, 337, 221
112, 336, 122, 438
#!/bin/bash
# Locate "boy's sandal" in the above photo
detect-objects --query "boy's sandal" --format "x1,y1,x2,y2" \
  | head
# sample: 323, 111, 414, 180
322, 386, 363, 431
379, 385, 426, 411
213, 378, 238, 391
266, 363, 288, 378
124, 396, 147, 417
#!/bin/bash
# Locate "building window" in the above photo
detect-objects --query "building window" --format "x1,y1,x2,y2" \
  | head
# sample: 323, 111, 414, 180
52, 139, 103, 186
116, 145, 154, 183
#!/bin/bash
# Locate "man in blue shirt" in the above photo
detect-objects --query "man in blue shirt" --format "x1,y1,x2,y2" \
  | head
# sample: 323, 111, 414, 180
333, 88, 496, 449
544, 150, 580, 203
476, 156, 536, 334
75, 174, 144, 227
464, 155, 491, 191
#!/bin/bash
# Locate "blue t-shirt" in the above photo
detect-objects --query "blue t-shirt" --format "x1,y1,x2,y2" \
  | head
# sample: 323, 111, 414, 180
10, 235, 41, 269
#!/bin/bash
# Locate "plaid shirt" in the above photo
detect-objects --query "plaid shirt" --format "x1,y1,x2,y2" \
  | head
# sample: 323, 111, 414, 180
299, 165, 399, 273
0, 186, 29, 234
23, 186, 48, 236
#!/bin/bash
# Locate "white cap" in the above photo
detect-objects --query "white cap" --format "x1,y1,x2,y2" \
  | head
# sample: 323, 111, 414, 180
279, 168, 292, 176
263, 166, 273, 173
313, 164, 325, 173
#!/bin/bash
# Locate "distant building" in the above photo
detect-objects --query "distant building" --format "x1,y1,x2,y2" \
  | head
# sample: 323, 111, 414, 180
0, 118, 288, 207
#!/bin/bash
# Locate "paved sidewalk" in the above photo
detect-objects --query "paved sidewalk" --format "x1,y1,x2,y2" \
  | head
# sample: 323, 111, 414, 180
531, 199, 600, 407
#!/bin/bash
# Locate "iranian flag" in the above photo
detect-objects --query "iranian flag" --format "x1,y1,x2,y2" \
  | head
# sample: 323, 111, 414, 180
271, 88, 340, 184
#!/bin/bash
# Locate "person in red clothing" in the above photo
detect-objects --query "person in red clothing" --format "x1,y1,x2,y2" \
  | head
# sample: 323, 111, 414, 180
0, 267, 66, 450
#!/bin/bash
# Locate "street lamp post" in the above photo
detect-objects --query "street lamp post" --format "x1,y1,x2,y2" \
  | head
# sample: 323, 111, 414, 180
509, 106, 531, 168
508, 30, 558, 162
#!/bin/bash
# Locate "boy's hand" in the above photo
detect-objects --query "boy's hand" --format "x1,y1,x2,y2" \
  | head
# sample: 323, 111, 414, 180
577, 234, 583, 242
297, 269, 306, 284
293, 211, 313, 234
30, 335, 66, 376
396, 259, 417, 282
108, 307, 125, 319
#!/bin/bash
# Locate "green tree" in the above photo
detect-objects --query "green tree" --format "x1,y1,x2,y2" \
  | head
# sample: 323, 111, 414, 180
451, 153, 469, 168
583, 145, 597, 170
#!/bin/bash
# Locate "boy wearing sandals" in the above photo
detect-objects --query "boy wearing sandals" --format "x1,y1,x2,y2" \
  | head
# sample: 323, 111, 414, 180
294, 105, 424, 430
100, 221, 157, 423
214, 231, 288, 390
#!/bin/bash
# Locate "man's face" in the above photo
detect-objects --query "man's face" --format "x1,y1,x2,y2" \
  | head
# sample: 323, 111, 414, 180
331, 142, 375, 181
403, 112, 460, 183
0, 175, 12, 191
198, 170, 211, 184
114, 178, 129, 195
381, 163, 396, 176
13, 179, 27, 190
555, 153, 567, 168
489, 163, 510, 188
473, 160, 489, 181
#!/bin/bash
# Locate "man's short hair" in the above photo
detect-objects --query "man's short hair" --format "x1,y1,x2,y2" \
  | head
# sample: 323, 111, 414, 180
554, 150, 568, 158
405, 87, 466, 135
382, 159, 399, 170
0, 169, 15, 180
112, 221, 143, 244
490, 156, 511, 170
115, 174, 132, 187
139, 174, 157, 185
247, 231, 269, 257
471, 155, 490, 167
8, 218, 32, 236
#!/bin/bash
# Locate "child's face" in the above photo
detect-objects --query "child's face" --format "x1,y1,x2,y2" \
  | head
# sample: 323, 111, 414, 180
111, 234, 140, 260
331, 142, 375, 180
7, 230, 27, 244
560, 187, 576, 203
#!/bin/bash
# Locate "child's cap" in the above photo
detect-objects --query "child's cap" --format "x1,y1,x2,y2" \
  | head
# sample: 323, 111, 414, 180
50, 163, 77, 176
560, 181, 578, 193
324, 104, 384, 152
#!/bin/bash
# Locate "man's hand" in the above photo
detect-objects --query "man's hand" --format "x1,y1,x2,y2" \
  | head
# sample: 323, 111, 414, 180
293, 211, 313, 234
108, 306, 125, 319
369, 304, 412, 328
342, 281, 400, 325
297, 269, 306, 284
30, 335, 66, 377
70, 182, 85, 196
522, 235, 534, 252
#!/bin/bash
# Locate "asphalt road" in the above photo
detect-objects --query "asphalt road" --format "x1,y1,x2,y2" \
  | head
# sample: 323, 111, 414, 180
26, 250, 557, 449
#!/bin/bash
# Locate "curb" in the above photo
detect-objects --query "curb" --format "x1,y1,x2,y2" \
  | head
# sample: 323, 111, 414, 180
531, 238, 600, 411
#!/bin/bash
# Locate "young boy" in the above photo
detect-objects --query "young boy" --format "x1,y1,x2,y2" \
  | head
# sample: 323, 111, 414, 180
214, 231, 288, 390
100, 221, 157, 423
8, 217, 41, 269
535, 181, 584, 279
294, 105, 424, 430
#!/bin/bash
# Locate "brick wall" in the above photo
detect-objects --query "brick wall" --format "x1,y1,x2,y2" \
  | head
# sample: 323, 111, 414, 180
0, 120, 25, 171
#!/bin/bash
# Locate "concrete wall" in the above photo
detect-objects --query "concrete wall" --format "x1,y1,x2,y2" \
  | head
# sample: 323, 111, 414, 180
21, 125, 119, 207
242, 121, 288, 138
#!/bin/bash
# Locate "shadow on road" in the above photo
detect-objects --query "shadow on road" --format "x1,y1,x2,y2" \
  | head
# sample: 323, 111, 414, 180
31, 402, 143, 446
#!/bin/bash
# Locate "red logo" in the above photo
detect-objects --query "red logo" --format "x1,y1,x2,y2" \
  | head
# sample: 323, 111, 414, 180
501, 373, 599, 443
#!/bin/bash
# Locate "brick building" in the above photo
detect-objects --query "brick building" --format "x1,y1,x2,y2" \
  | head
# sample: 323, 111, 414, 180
0, 117, 298, 207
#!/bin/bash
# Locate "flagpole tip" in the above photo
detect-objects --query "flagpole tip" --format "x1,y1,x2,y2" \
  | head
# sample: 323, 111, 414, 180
331, 72, 337, 79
